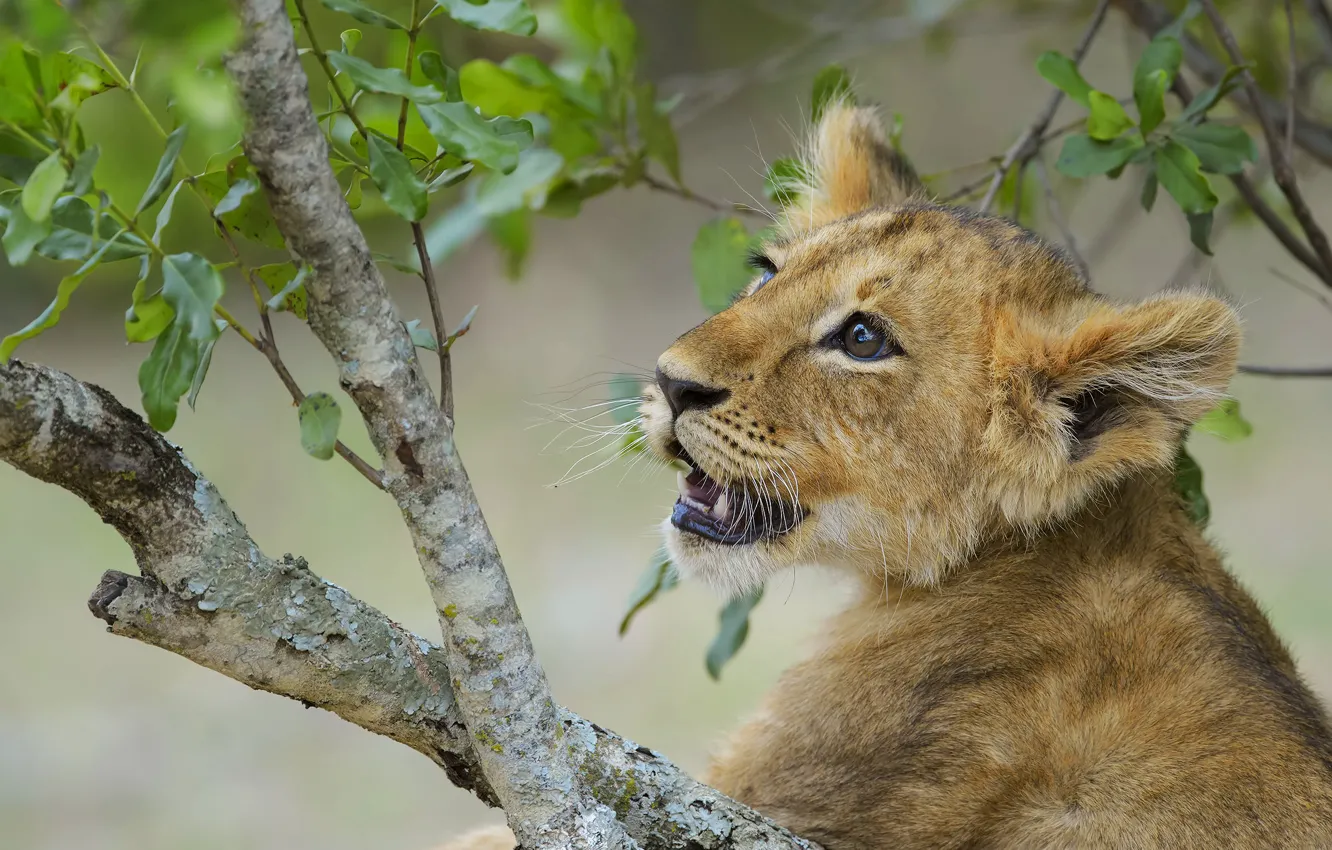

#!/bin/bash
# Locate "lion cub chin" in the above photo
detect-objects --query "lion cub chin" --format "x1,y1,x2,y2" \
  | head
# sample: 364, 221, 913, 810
438, 105, 1332, 849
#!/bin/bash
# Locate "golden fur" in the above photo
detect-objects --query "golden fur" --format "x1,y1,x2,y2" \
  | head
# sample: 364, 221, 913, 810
440, 105, 1332, 848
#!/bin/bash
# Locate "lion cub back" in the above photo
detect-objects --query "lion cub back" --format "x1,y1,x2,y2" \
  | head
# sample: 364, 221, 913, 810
705, 474, 1332, 848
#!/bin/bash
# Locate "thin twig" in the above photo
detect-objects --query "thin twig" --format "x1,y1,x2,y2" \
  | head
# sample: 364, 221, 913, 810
397, 0, 423, 150
1200, 1, 1332, 285
1238, 364, 1332, 376
1286, 0, 1299, 163
216, 224, 386, 490
978, 0, 1113, 213
1033, 157, 1089, 278
1163, 73, 1328, 282
292, 0, 368, 139
1270, 265, 1332, 312
639, 173, 768, 219
1117, 0, 1332, 168
1305, 0, 1332, 61
412, 221, 453, 421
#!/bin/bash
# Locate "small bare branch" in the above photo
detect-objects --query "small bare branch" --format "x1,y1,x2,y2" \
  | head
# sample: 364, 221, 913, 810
1199, 0, 1332, 285
1238, 364, 1332, 377
1033, 157, 1089, 278
978, 0, 1113, 214
215, 223, 385, 489
1116, 0, 1332, 168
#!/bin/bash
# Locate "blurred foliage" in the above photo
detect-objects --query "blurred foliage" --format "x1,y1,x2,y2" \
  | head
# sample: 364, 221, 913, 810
0, 0, 1285, 680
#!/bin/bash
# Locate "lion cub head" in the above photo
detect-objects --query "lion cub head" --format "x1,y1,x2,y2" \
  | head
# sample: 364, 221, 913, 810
640, 104, 1240, 594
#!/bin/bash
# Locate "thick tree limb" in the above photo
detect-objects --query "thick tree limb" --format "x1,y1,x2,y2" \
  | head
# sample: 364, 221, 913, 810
0, 359, 820, 849
222, 1, 618, 844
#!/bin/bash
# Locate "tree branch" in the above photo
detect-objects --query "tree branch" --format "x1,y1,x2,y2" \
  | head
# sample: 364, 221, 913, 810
224, 1, 619, 843
1198, 0, 1332, 284
1114, 0, 1332, 168
0, 358, 820, 849
978, 0, 1112, 213
1238, 364, 1332, 376
221, 0, 813, 845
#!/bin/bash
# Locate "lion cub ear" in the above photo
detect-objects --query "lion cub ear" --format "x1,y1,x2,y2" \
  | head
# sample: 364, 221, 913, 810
784, 103, 926, 232
986, 292, 1241, 521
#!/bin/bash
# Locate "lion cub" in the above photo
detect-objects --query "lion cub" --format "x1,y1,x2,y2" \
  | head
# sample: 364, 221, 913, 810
441, 105, 1332, 848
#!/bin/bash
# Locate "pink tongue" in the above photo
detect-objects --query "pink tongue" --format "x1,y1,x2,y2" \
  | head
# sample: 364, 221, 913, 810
684, 468, 723, 506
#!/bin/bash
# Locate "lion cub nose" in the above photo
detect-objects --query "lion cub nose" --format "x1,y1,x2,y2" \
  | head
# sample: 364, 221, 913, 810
656, 367, 730, 418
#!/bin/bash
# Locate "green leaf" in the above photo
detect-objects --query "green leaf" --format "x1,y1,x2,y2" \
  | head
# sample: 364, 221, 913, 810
153, 179, 187, 244
1133, 36, 1182, 135
1140, 164, 1158, 211
706, 587, 763, 680
542, 165, 619, 217
619, 550, 678, 636
1173, 446, 1209, 527
1178, 65, 1246, 124
161, 253, 226, 342
45, 52, 118, 113
488, 208, 530, 279
1036, 51, 1092, 108
763, 157, 807, 207
0, 130, 46, 184
298, 392, 343, 460
433, 0, 536, 35
136, 125, 188, 216
811, 64, 854, 120
1055, 133, 1144, 178
320, 0, 404, 29
0, 43, 42, 127
193, 169, 284, 248
419, 51, 462, 101
1, 202, 50, 265
1154, 140, 1217, 215
340, 28, 363, 54
591, 0, 637, 74
326, 53, 441, 102
405, 319, 438, 350
213, 178, 257, 216
1187, 211, 1213, 255
187, 327, 223, 411
1135, 69, 1169, 136
1161, 0, 1201, 40
68, 145, 99, 196
459, 59, 551, 116
367, 134, 429, 221
416, 101, 529, 173
474, 148, 564, 215
0, 194, 148, 263
1171, 123, 1258, 175
255, 264, 309, 319
636, 82, 681, 185
22, 151, 67, 222
0, 231, 121, 362
444, 304, 479, 349
692, 217, 754, 314
1086, 91, 1134, 141
1195, 398, 1251, 441
422, 201, 486, 261
126, 282, 174, 344
373, 251, 422, 275
139, 320, 203, 432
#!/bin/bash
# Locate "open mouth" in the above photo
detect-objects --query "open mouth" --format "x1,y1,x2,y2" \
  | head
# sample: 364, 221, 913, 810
672, 461, 804, 546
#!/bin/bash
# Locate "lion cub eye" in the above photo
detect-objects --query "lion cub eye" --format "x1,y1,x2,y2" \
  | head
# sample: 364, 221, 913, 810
837, 314, 899, 361
747, 251, 777, 292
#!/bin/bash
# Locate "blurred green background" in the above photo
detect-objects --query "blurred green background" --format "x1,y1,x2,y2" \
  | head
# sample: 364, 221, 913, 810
3, 1, 1332, 847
